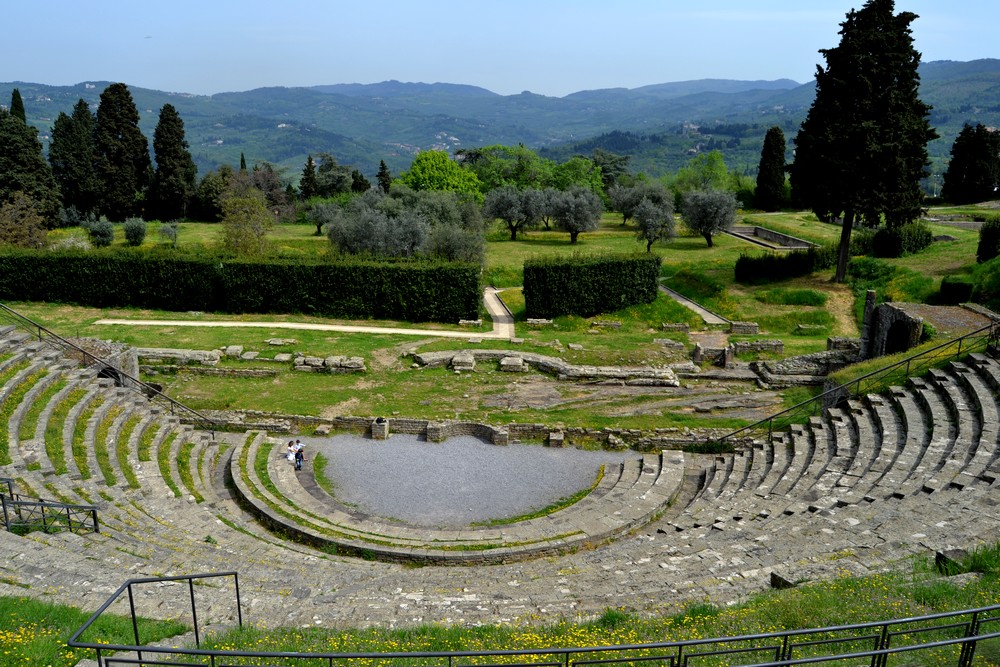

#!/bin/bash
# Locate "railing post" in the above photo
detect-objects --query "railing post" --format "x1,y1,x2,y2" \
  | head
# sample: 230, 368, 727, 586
234, 572, 243, 629
128, 583, 142, 664
66, 508, 73, 533
92, 507, 100, 533
959, 610, 981, 667
190, 576, 201, 649
1, 496, 9, 531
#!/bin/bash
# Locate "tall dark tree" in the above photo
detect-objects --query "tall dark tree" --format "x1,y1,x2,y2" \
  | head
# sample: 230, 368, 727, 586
239, 152, 247, 172
591, 148, 631, 191
376, 160, 392, 194
300, 155, 318, 200
790, 0, 937, 282
941, 123, 1000, 205
351, 169, 371, 193
9, 89, 26, 123
755, 126, 786, 211
93, 83, 151, 220
149, 104, 197, 220
0, 108, 60, 223
49, 99, 99, 216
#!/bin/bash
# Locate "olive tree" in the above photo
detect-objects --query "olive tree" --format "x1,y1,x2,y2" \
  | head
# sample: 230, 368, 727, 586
682, 189, 737, 247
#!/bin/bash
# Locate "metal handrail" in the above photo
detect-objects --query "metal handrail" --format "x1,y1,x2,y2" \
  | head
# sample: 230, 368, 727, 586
1, 494, 99, 534
716, 319, 1000, 446
0, 302, 222, 437
68, 575, 1000, 667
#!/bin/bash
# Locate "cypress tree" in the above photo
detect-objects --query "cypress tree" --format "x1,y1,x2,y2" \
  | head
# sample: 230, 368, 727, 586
240, 152, 247, 172
93, 83, 151, 221
377, 159, 392, 193
0, 108, 60, 223
941, 123, 1000, 205
300, 155, 318, 200
9, 89, 26, 123
149, 103, 197, 220
790, 0, 936, 282
755, 126, 786, 211
49, 99, 100, 216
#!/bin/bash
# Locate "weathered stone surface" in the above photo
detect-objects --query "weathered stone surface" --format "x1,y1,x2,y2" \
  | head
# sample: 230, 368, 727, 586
137, 348, 221, 367
240, 351, 260, 360
729, 321, 759, 335
274, 353, 293, 363
224, 345, 244, 358
451, 351, 476, 371
499, 356, 524, 372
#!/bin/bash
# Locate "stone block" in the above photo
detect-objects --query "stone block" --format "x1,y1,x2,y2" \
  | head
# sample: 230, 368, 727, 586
499, 356, 524, 372
729, 321, 759, 335
224, 345, 244, 358
548, 431, 564, 447
324, 355, 347, 368
527, 318, 553, 326
451, 351, 476, 371
240, 351, 259, 360
274, 353, 293, 363
568, 343, 583, 351
303, 356, 324, 368
459, 319, 483, 327
371, 417, 389, 440
341, 357, 365, 370
314, 423, 332, 436
661, 323, 690, 333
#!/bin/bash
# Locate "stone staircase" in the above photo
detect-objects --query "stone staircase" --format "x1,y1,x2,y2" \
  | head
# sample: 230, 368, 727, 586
0, 321, 996, 631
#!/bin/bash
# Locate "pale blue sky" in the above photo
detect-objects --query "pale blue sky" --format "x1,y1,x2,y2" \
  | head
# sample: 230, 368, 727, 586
5, 1, 998, 96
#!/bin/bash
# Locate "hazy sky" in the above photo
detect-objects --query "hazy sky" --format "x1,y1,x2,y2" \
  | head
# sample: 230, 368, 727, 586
5, 1, 998, 96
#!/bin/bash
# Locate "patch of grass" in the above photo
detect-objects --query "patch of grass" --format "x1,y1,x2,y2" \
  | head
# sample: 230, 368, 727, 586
71, 395, 100, 480
137, 420, 157, 462
313, 452, 336, 496
0, 361, 37, 465
0, 595, 186, 667
755, 288, 828, 307
755, 310, 835, 335
45, 388, 86, 476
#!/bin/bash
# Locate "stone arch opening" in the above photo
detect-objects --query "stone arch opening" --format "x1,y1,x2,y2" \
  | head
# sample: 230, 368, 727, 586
884, 320, 915, 356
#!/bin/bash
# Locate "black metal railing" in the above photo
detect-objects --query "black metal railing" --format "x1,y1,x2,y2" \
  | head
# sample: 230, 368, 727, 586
716, 319, 1000, 446
0, 476, 99, 534
0, 302, 222, 437
69, 572, 1000, 667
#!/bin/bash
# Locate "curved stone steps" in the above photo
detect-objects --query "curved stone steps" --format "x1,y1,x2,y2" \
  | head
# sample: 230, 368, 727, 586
951, 361, 999, 486
27, 371, 88, 476
967, 354, 1000, 480
811, 407, 858, 502
924, 368, 979, 492
0, 360, 52, 470
881, 385, 932, 498
234, 434, 684, 563
10, 364, 69, 471
837, 395, 901, 505
84, 389, 128, 487
61, 382, 109, 482
783, 415, 833, 500
908, 378, 960, 494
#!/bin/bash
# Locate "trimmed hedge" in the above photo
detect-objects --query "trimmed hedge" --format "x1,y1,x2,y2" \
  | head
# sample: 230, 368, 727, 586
523, 253, 661, 318
0, 250, 480, 322
734, 246, 836, 285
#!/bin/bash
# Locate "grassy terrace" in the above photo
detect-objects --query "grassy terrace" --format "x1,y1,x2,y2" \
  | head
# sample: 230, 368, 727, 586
10, 208, 988, 432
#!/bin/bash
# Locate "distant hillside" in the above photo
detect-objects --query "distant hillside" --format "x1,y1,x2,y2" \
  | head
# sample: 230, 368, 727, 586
3, 59, 999, 187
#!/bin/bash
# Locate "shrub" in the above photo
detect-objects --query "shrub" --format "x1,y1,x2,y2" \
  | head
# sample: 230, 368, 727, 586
734, 245, 836, 284
159, 222, 179, 248
88, 217, 114, 247
937, 275, 974, 304
977, 215, 1000, 263
971, 256, 1000, 311
524, 253, 661, 318
123, 217, 146, 247
871, 222, 932, 258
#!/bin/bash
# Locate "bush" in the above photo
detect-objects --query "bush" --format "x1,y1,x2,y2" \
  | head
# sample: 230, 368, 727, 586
755, 288, 828, 306
977, 215, 1000, 263
871, 222, 933, 258
971, 256, 1000, 311
123, 217, 146, 247
524, 253, 661, 318
734, 245, 836, 284
159, 223, 179, 248
87, 217, 114, 247
937, 275, 974, 304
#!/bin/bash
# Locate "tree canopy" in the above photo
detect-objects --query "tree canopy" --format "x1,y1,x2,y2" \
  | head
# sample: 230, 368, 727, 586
0, 107, 60, 223
789, 0, 936, 281
682, 189, 737, 247
93, 83, 151, 221
755, 126, 786, 212
941, 123, 1000, 205
399, 150, 482, 198
49, 99, 99, 217
149, 103, 197, 221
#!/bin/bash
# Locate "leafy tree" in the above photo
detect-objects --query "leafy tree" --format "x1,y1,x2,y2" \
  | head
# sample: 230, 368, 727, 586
634, 197, 675, 252
49, 99, 99, 216
325, 206, 428, 258
457, 144, 554, 192
93, 83, 151, 221
552, 185, 603, 244
0, 191, 47, 248
549, 156, 604, 195
376, 160, 392, 194
0, 108, 60, 223
400, 150, 482, 198
789, 0, 936, 282
682, 189, 737, 247
149, 104, 197, 221
483, 186, 534, 241
520, 188, 552, 230
671, 151, 730, 196
755, 126, 787, 211
300, 155, 318, 200
159, 221, 179, 247
123, 216, 146, 246
941, 123, 1000, 205
9, 89, 25, 123
591, 148, 631, 191
221, 187, 272, 256
191, 165, 233, 221
315, 153, 353, 197
609, 181, 671, 224
351, 169, 371, 193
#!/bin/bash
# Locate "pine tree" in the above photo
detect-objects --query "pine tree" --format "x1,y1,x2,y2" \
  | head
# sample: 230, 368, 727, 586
240, 152, 247, 172
49, 99, 99, 216
376, 160, 392, 194
299, 155, 318, 200
755, 126, 786, 212
941, 123, 1000, 205
0, 108, 60, 223
790, 0, 936, 282
93, 83, 151, 220
351, 169, 371, 193
149, 104, 197, 220
9, 89, 26, 123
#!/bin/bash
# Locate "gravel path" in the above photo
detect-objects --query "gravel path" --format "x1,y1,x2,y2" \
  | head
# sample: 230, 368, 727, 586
300, 434, 628, 528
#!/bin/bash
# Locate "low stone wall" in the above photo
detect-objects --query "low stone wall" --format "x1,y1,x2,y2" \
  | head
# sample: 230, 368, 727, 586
293, 355, 366, 373
732, 340, 784, 355
137, 347, 221, 366
729, 321, 759, 335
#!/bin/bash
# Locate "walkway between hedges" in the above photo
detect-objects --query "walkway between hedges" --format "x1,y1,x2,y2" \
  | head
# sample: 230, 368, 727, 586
95, 286, 517, 340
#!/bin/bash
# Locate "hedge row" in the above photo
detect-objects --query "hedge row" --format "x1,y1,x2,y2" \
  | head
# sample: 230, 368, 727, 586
734, 246, 836, 285
523, 253, 661, 318
0, 251, 480, 322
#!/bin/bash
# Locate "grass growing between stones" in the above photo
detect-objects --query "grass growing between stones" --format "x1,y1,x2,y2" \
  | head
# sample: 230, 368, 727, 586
94, 405, 123, 486
0, 360, 33, 465
116, 414, 143, 489
0, 595, 186, 667
157, 431, 181, 498
177, 440, 203, 502
45, 388, 86, 476
18, 376, 66, 443
71, 395, 100, 480
181, 548, 1000, 662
